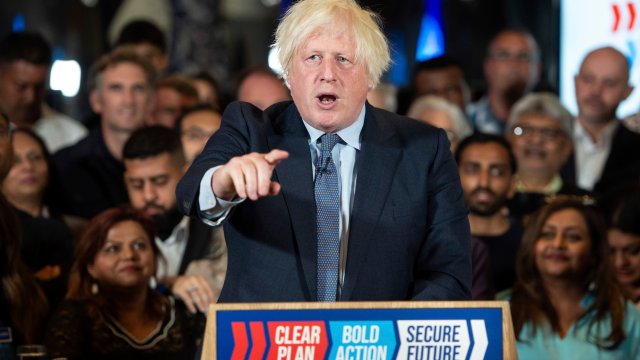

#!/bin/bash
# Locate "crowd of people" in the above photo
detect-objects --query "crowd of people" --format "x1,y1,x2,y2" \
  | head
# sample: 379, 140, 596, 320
1, 0, 640, 358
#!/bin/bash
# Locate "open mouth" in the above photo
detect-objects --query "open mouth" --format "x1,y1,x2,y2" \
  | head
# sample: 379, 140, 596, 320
317, 94, 337, 106
524, 148, 546, 158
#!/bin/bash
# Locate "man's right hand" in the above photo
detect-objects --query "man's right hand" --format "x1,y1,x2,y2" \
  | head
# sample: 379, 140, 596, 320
212, 149, 289, 201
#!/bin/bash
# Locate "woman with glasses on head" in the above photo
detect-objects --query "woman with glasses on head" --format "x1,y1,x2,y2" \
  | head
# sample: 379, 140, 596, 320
505, 92, 589, 218
507, 197, 640, 359
45, 206, 204, 360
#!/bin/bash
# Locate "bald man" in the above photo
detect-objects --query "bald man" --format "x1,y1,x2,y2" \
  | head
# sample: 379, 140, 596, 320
565, 46, 640, 197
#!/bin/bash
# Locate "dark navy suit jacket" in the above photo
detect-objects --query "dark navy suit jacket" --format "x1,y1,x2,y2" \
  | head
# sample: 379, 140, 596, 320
176, 101, 471, 302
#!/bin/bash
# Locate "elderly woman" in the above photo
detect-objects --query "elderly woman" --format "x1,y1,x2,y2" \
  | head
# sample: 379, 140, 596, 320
407, 95, 472, 151
508, 198, 640, 359
506, 93, 589, 217
45, 206, 204, 359
608, 193, 640, 306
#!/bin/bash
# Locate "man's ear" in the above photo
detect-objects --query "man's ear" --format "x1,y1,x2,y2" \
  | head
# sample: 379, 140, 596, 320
89, 90, 102, 114
623, 84, 634, 101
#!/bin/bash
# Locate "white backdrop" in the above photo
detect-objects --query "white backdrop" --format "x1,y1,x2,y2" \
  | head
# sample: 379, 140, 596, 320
560, 0, 640, 118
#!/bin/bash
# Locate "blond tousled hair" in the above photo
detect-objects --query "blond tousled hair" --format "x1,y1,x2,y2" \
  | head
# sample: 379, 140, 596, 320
274, 0, 391, 88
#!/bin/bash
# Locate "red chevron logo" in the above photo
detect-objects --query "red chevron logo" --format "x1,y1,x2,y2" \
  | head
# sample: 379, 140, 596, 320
248, 321, 267, 359
231, 322, 249, 360
612, 2, 637, 32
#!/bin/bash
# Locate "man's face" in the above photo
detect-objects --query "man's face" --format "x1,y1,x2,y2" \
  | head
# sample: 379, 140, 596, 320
90, 62, 153, 134
0, 61, 48, 126
150, 87, 197, 128
124, 152, 183, 217
0, 114, 11, 181
287, 28, 372, 133
458, 142, 513, 216
415, 67, 468, 111
180, 109, 221, 164
574, 48, 632, 125
238, 73, 290, 111
508, 114, 572, 174
484, 32, 540, 96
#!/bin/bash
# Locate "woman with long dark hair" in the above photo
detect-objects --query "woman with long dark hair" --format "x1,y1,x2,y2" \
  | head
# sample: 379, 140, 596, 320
45, 206, 204, 359
608, 193, 640, 306
0, 194, 49, 346
509, 197, 640, 358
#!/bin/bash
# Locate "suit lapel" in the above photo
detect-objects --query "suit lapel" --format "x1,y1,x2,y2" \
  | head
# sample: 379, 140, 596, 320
340, 107, 401, 300
267, 107, 317, 300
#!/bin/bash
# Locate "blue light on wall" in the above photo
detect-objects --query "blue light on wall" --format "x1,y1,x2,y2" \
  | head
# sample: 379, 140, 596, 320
416, 0, 444, 61
12, 13, 26, 32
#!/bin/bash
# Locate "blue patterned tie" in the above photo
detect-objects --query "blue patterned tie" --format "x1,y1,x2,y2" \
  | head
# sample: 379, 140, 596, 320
315, 133, 340, 302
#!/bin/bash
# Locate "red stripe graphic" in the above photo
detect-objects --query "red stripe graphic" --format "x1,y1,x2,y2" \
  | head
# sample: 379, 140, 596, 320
628, 2, 636, 30
248, 322, 267, 360
231, 322, 249, 360
613, 3, 621, 32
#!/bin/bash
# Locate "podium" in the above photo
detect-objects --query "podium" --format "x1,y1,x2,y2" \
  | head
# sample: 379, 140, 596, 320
201, 301, 517, 359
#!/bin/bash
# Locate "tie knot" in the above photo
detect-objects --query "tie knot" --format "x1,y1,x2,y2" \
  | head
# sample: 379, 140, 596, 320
319, 133, 340, 152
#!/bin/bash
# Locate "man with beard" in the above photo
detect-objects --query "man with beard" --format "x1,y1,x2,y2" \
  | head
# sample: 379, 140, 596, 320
54, 48, 155, 219
567, 47, 640, 199
455, 133, 522, 293
123, 126, 226, 313
468, 29, 541, 135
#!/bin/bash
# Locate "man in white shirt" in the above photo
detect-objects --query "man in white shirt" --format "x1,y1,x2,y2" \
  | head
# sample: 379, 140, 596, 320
123, 125, 226, 313
0, 32, 86, 152
569, 46, 640, 195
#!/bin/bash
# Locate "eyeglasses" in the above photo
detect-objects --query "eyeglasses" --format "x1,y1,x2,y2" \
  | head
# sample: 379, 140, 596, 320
511, 125, 565, 141
488, 51, 535, 63
181, 128, 215, 142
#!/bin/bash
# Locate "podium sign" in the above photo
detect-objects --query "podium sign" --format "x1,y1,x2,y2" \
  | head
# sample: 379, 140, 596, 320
202, 301, 517, 360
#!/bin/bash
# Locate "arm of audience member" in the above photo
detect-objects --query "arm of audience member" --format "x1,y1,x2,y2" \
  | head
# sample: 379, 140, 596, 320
412, 130, 472, 300
185, 257, 226, 304
163, 275, 215, 314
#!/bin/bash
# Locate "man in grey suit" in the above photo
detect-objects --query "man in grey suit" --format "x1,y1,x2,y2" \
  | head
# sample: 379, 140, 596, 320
176, 0, 471, 302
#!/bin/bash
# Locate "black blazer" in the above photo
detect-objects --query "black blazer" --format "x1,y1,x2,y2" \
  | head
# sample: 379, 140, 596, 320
177, 219, 221, 275
562, 123, 640, 196
176, 101, 471, 302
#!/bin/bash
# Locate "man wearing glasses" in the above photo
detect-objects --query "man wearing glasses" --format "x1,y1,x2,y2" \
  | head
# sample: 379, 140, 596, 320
469, 29, 541, 135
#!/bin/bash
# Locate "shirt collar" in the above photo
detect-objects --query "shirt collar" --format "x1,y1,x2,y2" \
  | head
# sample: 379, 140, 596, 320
160, 216, 190, 245
302, 105, 365, 150
574, 119, 618, 147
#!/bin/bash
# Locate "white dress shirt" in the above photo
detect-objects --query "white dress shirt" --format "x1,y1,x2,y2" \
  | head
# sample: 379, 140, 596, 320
155, 216, 190, 279
573, 120, 618, 191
